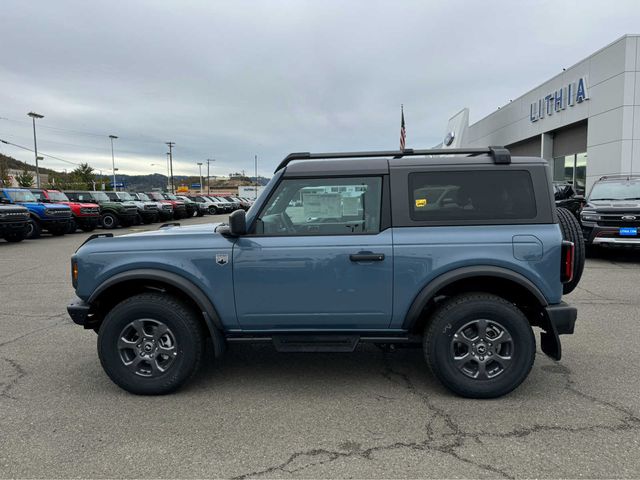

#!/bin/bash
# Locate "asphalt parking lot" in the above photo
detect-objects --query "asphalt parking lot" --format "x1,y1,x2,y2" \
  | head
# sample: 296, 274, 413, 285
1, 217, 639, 479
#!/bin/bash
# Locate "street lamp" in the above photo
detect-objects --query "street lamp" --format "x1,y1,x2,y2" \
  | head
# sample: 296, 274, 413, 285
27, 112, 44, 188
197, 162, 203, 194
109, 135, 118, 191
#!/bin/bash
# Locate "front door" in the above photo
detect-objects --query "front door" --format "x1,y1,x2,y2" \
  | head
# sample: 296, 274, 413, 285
232, 175, 392, 330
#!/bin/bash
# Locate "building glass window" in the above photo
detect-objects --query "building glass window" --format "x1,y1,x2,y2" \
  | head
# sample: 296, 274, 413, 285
553, 152, 587, 195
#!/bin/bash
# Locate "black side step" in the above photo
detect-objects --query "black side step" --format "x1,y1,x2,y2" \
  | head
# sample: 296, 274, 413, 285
272, 335, 359, 353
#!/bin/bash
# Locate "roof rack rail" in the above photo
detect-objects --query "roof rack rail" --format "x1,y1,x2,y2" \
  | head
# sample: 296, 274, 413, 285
599, 174, 640, 180
275, 146, 510, 172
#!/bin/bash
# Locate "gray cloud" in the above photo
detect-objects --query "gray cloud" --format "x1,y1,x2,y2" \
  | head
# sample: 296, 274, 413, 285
1, 0, 639, 177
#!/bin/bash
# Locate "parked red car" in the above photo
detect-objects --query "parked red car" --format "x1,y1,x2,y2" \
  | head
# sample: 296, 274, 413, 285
30, 189, 100, 233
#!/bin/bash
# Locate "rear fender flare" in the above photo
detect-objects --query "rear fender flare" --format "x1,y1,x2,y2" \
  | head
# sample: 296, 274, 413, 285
402, 265, 549, 330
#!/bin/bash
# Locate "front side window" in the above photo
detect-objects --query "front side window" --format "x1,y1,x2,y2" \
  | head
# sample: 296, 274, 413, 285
255, 176, 382, 235
409, 170, 537, 222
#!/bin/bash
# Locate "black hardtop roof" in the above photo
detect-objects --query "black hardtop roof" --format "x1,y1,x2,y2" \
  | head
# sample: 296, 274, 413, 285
280, 147, 548, 176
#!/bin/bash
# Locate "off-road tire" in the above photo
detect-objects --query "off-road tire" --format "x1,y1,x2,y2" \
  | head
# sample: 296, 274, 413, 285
80, 224, 97, 233
48, 226, 66, 236
424, 293, 535, 399
556, 207, 585, 294
100, 212, 120, 229
66, 218, 77, 234
25, 219, 41, 239
97, 293, 205, 395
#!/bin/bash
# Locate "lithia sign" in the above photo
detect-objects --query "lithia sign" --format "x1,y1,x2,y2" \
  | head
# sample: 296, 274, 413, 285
530, 76, 589, 122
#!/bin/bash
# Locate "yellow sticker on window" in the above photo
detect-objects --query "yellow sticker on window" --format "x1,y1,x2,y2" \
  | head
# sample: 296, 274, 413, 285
415, 198, 427, 208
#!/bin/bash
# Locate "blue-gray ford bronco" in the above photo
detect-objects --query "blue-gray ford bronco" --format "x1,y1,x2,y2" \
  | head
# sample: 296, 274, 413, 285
68, 147, 581, 398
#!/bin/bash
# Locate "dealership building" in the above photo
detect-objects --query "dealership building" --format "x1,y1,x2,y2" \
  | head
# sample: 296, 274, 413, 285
442, 34, 640, 195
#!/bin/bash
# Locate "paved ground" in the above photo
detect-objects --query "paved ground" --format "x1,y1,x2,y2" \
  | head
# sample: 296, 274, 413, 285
1, 217, 639, 479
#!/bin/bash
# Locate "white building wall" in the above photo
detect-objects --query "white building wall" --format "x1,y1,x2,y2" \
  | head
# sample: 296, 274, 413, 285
446, 35, 640, 193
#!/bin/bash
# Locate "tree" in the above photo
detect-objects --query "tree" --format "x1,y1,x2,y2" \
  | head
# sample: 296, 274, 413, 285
70, 163, 95, 189
0, 157, 10, 187
15, 169, 34, 188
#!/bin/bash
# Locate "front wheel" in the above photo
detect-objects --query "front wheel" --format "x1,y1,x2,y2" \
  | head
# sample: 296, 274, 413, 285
25, 219, 41, 239
4, 231, 26, 242
97, 293, 205, 395
424, 293, 535, 399
100, 212, 120, 229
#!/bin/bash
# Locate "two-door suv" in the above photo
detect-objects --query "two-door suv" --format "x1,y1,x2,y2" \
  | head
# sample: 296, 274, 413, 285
65, 191, 138, 229
1, 188, 72, 238
0, 198, 30, 242
30, 189, 100, 233
68, 147, 580, 398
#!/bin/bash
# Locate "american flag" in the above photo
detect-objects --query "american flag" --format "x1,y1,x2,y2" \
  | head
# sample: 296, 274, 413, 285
399, 105, 406, 150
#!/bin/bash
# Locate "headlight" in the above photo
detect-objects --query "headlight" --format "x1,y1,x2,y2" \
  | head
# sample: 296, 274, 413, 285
581, 212, 600, 222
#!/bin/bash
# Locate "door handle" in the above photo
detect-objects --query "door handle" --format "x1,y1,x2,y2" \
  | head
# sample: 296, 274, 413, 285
349, 252, 385, 262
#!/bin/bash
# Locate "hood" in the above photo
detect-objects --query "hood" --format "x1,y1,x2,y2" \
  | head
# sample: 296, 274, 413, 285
15, 201, 70, 210
76, 222, 231, 256
586, 199, 640, 212
123, 222, 223, 237
62, 201, 100, 208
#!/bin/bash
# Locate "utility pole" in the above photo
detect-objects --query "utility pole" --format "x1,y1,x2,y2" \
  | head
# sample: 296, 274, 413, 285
254, 154, 258, 199
165, 153, 170, 191
166, 142, 175, 193
197, 162, 203, 194
27, 112, 44, 188
206, 158, 215, 194
109, 135, 118, 191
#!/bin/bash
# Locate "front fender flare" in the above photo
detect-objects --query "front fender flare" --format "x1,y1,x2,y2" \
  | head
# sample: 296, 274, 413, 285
88, 268, 224, 347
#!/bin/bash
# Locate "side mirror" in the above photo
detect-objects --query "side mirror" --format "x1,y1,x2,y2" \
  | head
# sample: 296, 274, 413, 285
229, 209, 246, 236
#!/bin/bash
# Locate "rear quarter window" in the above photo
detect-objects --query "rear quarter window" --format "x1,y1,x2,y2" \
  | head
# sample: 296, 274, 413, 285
409, 170, 537, 222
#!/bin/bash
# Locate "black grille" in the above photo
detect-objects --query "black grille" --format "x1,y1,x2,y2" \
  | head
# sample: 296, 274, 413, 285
597, 214, 640, 228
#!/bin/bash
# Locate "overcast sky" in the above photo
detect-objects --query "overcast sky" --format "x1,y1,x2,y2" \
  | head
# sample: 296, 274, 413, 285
1, 0, 639, 178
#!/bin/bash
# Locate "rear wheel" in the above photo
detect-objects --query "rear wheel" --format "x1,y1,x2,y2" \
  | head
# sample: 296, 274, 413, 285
101, 212, 120, 229
97, 293, 205, 395
424, 293, 535, 399
556, 207, 585, 294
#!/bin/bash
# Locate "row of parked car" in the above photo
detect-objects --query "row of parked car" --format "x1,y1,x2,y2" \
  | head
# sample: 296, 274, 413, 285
0, 187, 255, 242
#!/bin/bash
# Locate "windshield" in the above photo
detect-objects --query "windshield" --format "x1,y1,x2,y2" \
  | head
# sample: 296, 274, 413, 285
590, 180, 640, 201
7, 190, 37, 202
117, 192, 134, 201
48, 191, 69, 202
137, 193, 151, 201
164, 193, 178, 200
91, 191, 110, 201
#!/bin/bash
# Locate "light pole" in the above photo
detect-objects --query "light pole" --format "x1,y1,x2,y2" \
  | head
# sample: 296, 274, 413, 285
27, 112, 44, 188
206, 158, 215, 194
109, 135, 118, 191
166, 142, 175, 193
197, 162, 203, 194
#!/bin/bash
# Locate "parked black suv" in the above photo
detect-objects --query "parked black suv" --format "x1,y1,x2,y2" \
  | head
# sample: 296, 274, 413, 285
0, 199, 30, 242
581, 175, 640, 247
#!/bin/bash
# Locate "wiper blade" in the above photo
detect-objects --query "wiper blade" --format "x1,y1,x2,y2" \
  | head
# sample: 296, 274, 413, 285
622, 197, 640, 200
591, 198, 617, 201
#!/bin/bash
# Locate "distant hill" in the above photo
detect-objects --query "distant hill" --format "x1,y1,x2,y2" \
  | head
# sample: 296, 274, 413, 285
0, 152, 270, 191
